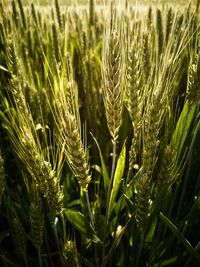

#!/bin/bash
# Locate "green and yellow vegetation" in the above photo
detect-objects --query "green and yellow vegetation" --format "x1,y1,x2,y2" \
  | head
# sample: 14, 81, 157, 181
0, 0, 200, 266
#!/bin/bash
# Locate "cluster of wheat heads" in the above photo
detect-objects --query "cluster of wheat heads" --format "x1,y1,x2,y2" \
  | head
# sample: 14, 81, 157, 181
0, 0, 200, 266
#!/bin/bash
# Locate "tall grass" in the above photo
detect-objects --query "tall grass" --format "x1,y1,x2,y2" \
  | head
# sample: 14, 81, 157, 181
0, 0, 200, 266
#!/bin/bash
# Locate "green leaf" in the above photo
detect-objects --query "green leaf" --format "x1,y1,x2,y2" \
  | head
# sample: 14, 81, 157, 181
172, 101, 196, 159
154, 257, 178, 267
114, 166, 143, 214
160, 212, 200, 263
64, 209, 102, 244
91, 133, 109, 193
107, 141, 126, 221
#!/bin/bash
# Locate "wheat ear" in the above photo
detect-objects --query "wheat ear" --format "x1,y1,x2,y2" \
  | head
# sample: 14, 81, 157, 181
186, 46, 200, 109
125, 43, 141, 174
102, 7, 123, 145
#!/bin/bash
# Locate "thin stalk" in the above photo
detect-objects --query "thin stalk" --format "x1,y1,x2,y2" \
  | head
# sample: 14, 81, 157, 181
106, 140, 117, 224
61, 213, 66, 243
102, 141, 117, 262
85, 191, 94, 226
177, 112, 200, 220
111, 141, 117, 182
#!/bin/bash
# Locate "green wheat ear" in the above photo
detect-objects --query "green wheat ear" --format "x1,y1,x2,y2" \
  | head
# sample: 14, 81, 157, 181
60, 113, 91, 191
125, 43, 141, 172
156, 145, 174, 192
89, 0, 95, 26
142, 33, 150, 83
11, 216, 27, 260
135, 173, 151, 233
29, 199, 44, 250
156, 8, 163, 58
11, 0, 19, 27
186, 49, 200, 109
31, 3, 38, 25
102, 5, 124, 144
165, 7, 173, 45
17, 0, 26, 29
143, 95, 160, 175
52, 23, 60, 63
55, 0, 63, 29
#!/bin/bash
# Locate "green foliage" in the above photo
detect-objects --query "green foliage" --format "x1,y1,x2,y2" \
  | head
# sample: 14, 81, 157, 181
0, 0, 200, 266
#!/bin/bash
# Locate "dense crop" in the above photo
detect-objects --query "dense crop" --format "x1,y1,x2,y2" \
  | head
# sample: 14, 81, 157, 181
0, 0, 200, 266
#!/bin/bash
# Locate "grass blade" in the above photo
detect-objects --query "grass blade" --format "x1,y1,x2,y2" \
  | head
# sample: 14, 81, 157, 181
91, 133, 109, 193
160, 212, 200, 263
64, 209, 102, 244
107, 141, 126, 221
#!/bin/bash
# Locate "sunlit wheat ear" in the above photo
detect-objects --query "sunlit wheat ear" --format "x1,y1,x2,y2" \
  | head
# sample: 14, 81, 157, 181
125, 44, 140, 124
61, 113, 91, 191
20, 128, 63, 214
102, 6, 124, 143
2, 100, 63, 215
125, 44, 141, 171
39, 161, 63, 213
186, 48, 200, 109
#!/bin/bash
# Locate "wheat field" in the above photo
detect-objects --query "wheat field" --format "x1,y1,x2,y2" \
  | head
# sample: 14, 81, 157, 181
0, 0, 200, 266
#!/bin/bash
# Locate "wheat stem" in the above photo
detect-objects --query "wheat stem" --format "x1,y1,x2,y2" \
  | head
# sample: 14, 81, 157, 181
85, 191, 94, 226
